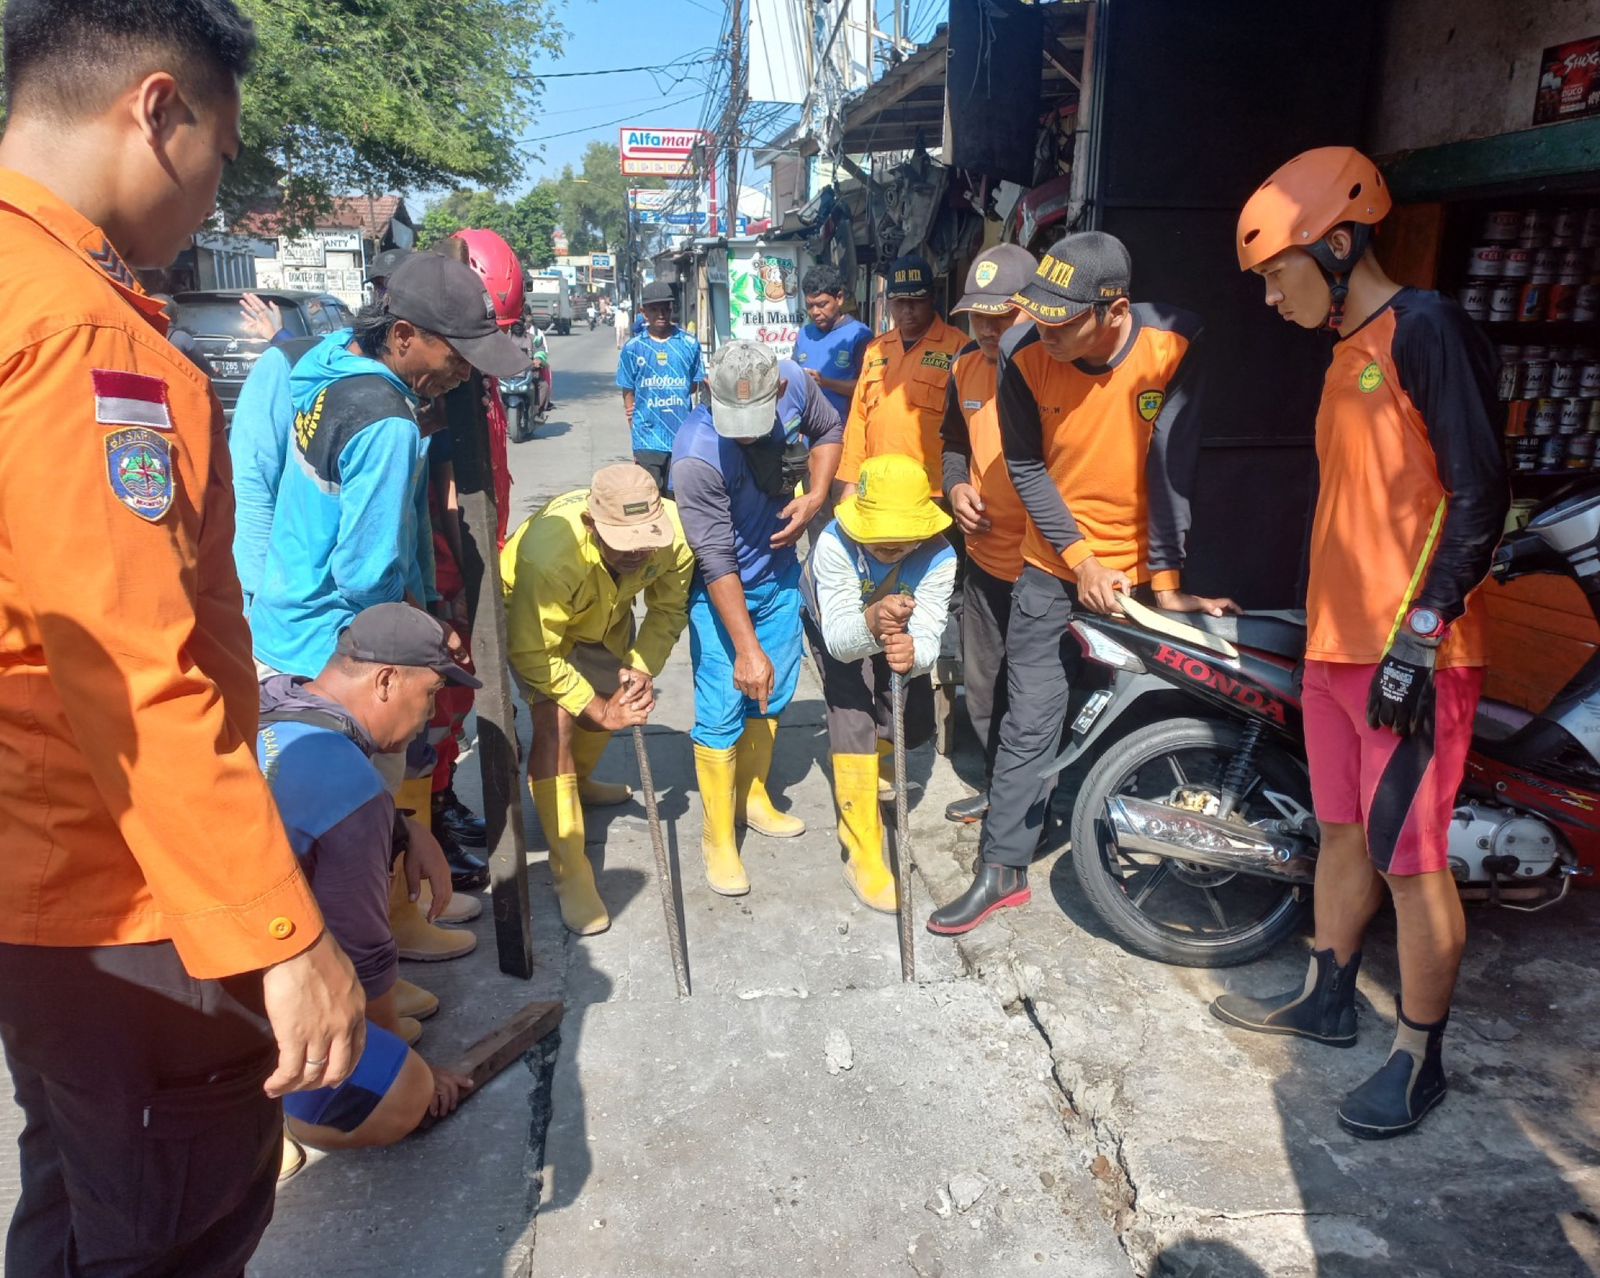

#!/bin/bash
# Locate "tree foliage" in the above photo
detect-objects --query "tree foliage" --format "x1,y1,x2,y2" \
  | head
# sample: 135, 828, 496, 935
416, 184, 562, 273
222, 0, 564, 230
554, 143, 662, 255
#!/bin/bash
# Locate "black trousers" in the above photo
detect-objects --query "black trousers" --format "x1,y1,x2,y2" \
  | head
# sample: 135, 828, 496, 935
959, 559, 1015, 776
977, 566, 1080, 869
801, 612, 934, 756
633, 449, 672, 495
0, 941, 280, 1277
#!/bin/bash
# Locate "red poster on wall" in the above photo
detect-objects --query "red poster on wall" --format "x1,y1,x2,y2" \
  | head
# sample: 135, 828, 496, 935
1535, 35, 1600, 125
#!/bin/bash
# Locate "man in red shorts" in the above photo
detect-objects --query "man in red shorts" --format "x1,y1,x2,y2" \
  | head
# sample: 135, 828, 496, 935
1212, 147, 1508, 1138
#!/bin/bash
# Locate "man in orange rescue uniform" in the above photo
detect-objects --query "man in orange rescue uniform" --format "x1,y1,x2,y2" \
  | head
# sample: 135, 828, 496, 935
1212, 148, 1508, 1139
939, 243, 1037, 824
928, 231, 1235, 935
837, 255, 967, 500
0, 2, 365, 1271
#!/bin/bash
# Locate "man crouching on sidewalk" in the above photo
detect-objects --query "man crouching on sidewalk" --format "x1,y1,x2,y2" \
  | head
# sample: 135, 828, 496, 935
259, 604, 480, 1149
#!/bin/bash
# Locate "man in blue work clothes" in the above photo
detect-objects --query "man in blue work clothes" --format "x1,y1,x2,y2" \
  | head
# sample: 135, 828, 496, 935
249, 253, 529, 680
794, 264, 871, 419
617, 279, 707, 493
670, 342, 842, 895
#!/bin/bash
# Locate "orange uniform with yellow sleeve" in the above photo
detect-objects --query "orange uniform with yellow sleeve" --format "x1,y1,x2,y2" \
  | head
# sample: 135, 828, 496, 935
939, 340, 1028, 583
998, 305, 1204, 590
0, 169, 323, 980
838, 316, 967, 495
1306, 289, 1508, 670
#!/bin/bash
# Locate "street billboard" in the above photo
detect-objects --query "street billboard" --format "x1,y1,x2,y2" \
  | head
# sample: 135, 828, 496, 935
619, 127, 711, 178
728, 246, 803, 357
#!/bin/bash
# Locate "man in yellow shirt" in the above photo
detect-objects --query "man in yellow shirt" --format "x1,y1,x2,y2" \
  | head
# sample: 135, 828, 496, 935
837, 256, 967, 499
501, 464, 695, 934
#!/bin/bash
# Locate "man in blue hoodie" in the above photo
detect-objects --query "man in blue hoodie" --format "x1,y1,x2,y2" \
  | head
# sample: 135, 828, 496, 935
249, 253, 529, 679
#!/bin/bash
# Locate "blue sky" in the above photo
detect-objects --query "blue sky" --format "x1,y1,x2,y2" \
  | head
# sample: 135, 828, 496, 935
515, 0, 729, 192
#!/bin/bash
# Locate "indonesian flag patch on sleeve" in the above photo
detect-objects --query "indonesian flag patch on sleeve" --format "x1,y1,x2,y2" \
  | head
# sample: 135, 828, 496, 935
92, 370, 173, 430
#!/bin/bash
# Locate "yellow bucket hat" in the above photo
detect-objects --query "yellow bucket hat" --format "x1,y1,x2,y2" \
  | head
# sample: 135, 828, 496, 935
836, 454, 953, 544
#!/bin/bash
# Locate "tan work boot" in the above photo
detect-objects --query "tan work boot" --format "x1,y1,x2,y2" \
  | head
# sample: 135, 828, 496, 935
834, 754, 897, 913
417, 881, 483, 924
393, 978, 439, 1022
572, 727, 632, 807
735, 717, 805, 838
532, 773, 610, 934
280, 1131, 306, 1182
397, 1016, 423, 1046
390, 855, 478, 961
695, 743, 749, 895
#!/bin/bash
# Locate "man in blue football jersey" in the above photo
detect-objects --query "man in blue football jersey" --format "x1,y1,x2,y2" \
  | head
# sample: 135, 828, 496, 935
616, 279, 708, 492
793, 264, 871, 420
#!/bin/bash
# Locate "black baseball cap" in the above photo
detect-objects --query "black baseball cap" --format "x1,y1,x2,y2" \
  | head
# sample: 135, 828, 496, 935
384, 254, 530, 379
335, 603, 482, 688
641, 280, 674, 305
884, 255, 933, 298
1012, 231, 1131, 326
954, 244, 1037, 315
365, 247, 412, 284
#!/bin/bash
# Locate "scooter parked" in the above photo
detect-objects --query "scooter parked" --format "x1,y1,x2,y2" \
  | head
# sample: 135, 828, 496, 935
1049, 482, 1600, 968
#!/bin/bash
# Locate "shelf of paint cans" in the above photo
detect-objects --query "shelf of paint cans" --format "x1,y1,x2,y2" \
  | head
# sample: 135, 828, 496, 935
1459, 205, 1600, 325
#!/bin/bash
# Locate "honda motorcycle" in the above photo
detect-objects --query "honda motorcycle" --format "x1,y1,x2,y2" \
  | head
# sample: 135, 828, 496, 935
1050, 483, 1600, 968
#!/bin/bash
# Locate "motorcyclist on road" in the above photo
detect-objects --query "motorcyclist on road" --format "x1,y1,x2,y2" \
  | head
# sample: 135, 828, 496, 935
1213, 146, 1508, 1140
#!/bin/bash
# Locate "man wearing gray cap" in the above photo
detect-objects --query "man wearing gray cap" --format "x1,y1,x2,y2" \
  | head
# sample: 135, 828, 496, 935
669, 341, 843, 895
248, 252, 530, 681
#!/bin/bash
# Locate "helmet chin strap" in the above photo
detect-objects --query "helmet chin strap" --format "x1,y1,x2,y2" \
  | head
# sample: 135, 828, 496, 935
1306, 223, 1375, 333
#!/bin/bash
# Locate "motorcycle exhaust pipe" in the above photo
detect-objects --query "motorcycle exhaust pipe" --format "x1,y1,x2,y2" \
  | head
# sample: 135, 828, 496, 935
1105, 794, 1316, 884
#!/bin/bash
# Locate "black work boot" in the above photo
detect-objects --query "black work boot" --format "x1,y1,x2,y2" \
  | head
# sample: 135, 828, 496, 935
944, 791, 990, 824
433, 787, 488, 847
925, 864, 1030, 936
1210, 948, 1361, 1046
434, 824, 490, 892
1337, 999, 1448, 1140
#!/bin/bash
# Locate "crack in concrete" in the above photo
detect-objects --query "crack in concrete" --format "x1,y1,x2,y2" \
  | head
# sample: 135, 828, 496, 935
507, 1027, 564, 1278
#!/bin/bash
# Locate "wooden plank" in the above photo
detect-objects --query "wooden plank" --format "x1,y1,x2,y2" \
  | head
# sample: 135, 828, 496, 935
446, 370, 535, 981
1383, 117, 1600, 203
417, 1000, 563, 1131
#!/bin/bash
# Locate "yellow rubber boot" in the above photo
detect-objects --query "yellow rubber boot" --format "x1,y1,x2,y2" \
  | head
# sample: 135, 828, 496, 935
694, 744, 750, 896
876, 739, 896, 800
389, 854, 478, 961
735, 718, 806, 838
397, 1016, 423, 1046
571, 727, 632, 807
531, 774, 610, 935
835, 754, 897, 913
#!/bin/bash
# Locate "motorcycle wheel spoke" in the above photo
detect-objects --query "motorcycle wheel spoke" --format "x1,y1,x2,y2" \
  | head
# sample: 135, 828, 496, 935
1200, 887, 1229, 929
1130, 860, 1172, 908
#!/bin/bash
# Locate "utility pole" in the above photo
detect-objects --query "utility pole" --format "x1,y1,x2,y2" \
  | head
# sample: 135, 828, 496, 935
726, 0, 743, 240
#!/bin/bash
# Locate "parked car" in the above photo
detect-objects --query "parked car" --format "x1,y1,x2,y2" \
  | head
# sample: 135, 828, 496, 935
170, 289, 357, 422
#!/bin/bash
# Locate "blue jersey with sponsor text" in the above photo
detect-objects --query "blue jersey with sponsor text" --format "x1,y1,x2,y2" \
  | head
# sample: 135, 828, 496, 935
616, 329, 707, 453
793, 315, 870, 418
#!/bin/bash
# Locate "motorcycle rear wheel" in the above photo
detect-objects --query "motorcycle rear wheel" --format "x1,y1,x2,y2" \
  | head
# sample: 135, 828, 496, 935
1070, 716, 1310, 967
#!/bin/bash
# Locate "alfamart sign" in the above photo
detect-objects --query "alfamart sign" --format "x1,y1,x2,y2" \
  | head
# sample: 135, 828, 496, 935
619, 127, 710, 178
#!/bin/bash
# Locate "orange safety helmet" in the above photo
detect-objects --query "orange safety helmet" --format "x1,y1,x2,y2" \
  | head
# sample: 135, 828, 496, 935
1235, 146, 1391, 272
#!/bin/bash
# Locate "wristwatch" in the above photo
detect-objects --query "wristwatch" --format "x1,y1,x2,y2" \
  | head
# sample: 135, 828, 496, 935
1406, 607, 1447, 642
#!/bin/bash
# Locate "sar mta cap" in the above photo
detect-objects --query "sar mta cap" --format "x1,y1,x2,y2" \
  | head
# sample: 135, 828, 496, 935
1012, 231, 1131, 326
641, 280, 674, 306
365, 247, 412, 284
884, 255, 933, 298
384, 254, 530, 379
954, 244, 1037, 315
336, 603, 482, 688
587, 464, 675, 552
707, 340, 780, 440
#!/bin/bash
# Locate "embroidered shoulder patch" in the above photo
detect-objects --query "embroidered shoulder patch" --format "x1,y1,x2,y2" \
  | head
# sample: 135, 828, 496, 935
105, 427, 174, 521
1137, 389, 1166, 422
92, 370, 172, 429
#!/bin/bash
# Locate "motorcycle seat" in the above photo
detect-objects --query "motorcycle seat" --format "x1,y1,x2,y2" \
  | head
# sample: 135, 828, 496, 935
1146, 608, 1306, 660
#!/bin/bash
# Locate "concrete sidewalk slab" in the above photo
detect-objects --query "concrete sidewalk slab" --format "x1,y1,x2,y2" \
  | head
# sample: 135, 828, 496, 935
532, 983, 1129, 1278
